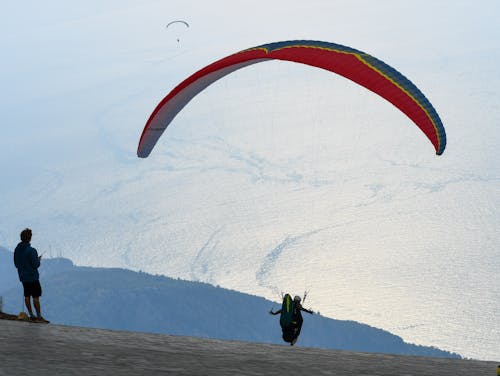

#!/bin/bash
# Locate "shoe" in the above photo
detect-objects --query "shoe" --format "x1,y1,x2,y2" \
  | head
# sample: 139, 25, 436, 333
35, 316, 50, 324
29, 315, 37, 321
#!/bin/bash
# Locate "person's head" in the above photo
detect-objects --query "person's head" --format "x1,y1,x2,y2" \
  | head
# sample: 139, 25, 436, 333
293, 295, 301, 303
20, 228, 32, 243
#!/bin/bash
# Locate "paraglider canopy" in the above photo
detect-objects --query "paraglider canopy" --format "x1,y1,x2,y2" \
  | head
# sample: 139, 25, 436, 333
137, 40, 446, 158
166, 20, 189, 28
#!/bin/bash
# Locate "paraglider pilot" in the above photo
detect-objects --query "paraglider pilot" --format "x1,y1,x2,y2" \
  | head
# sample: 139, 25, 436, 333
270, 295, 313, 346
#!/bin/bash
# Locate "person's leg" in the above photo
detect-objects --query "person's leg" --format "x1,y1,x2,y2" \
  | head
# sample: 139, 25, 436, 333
22, 282, 35, 317
32, 281, 48, 322
33, 297, 41, 318
24, 297, 34, 317
290, 313, 304, 345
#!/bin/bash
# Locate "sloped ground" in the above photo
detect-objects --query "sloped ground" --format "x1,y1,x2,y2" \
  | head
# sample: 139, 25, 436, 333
0, 312, 18, 321
0, 320, 496, 376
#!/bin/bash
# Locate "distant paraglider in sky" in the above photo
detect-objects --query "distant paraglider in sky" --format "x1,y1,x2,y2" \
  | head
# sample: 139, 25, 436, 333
166, 20, 189, 42
137, 40, 446, 158
166, 20, 189, 28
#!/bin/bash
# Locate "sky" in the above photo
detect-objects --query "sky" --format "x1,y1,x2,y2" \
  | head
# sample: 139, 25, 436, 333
1, 0, 499, 361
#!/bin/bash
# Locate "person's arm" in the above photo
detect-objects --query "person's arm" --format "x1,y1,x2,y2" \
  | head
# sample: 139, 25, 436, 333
269, 309, 282, 315
31, 248, 41, 269
300, 307, 313, 314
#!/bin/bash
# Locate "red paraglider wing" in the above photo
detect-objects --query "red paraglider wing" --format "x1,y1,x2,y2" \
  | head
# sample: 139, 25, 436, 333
138, 40, 446, 158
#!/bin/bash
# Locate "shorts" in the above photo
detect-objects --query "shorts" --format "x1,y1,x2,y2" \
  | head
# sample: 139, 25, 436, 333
22, 281, 42, 298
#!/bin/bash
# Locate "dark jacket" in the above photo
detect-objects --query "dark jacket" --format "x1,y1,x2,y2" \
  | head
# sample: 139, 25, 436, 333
13, 241, 40, 282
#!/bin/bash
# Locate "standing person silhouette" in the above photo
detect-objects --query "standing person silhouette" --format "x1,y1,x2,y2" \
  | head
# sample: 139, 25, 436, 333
13, 228, 49, 323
